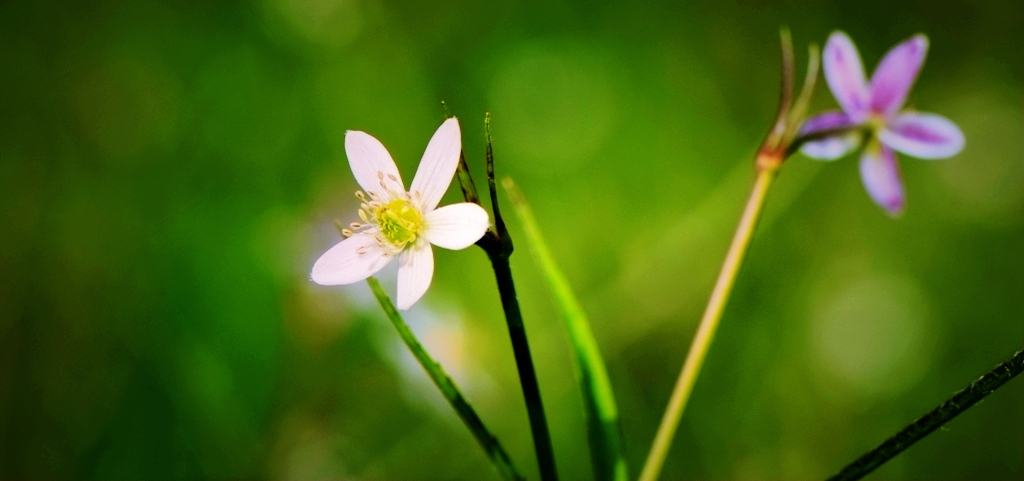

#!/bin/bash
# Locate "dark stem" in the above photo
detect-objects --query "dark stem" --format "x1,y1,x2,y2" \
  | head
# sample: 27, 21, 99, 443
457, 112, 558, 480
487, 252, 558, 481
456, 151, 482, 205
484, 113, 513, 254
785, 125, 867, 158
826, 347, 1024, 481
483, 113, 557, 481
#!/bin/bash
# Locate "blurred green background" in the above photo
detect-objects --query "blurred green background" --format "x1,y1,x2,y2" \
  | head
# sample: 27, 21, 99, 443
2, 0, 1022, 479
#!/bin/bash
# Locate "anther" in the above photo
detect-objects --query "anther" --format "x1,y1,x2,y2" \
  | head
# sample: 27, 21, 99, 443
341, 228, 354, 237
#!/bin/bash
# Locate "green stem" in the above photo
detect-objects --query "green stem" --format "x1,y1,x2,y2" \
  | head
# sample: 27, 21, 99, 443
366, 277, 525, 481
640, 167, 778, 481
504, 178, 628, 481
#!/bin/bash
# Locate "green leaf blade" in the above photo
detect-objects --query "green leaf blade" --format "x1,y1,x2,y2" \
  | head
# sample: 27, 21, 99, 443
503, 179, 628, 481
366, 277, 524, 481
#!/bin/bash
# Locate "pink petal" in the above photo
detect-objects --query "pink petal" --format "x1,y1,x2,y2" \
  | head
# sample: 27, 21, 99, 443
311, 229, 394, 285
859, 143, 906, 216
409, 118, 462, 212
423, 203, 490, 250
396, 240, 434, 310
823, 31, 870, 120
869, 34, 928, 117
879, 112, 964, 159
799, 110, 862, 160
345, 130, 405, 201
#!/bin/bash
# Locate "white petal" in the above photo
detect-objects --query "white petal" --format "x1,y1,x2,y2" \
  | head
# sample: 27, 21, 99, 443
879, 112, 964, 159
423, 203, 490, 250
311, 229, 394, 285
409, 118, 462, 212
345, 130, 405, 200
396, 240, 434, 310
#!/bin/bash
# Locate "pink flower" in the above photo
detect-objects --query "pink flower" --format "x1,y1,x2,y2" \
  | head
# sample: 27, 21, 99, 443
800, 32, 965, 216
311, 118, 490, 309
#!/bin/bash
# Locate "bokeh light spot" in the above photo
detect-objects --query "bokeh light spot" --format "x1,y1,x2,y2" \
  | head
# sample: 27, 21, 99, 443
489, 41, 619, 175
262, 0, 362, 50
934, 91, 1024, 226
809, 274, 935, 398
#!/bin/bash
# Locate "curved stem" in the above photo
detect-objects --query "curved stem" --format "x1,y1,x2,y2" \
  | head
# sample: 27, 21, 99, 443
640, 167, 777, 481
826, 347, 1024, 481
366, 277, 525, 481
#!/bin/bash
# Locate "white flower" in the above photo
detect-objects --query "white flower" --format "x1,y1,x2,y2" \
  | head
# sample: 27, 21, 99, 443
311, 118, 490, 309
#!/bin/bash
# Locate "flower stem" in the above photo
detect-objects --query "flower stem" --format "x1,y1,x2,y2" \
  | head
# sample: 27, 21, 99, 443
463, 113, 558, 481
640, 166, 778, 481
366, 277, 525, 481
826, 347, 1024, 481
487, 252, 559, 481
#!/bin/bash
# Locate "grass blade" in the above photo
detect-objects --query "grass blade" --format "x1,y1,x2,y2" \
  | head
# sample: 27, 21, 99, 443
366, 277, 524, 481
502, 178, 628, 481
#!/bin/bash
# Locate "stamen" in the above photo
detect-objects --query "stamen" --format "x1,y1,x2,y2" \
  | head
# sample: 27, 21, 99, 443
341, 228, 353, 237
370, 198, 425, 250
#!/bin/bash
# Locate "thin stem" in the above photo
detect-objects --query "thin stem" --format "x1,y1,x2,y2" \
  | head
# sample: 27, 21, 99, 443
786, 125, 866, 158
366, 277, 525, 481
782, 43, 821, 143
505, 177, 628, 481
472, 113, 558, 481
771, 28, 795, 146
487, 253, 559, 481
456, 151, 482, 205
640, 167, 778, 481
485, 113, 512, 251
826, 347, 1024, 481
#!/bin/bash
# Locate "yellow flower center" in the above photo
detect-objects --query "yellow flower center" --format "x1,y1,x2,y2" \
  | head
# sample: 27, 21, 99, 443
374, 198, 424, 248
867, 114, 888, 135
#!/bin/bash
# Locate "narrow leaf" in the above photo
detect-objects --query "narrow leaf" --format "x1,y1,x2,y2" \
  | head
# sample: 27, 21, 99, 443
366, 277, 524, 481
502, 178, 628, 481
